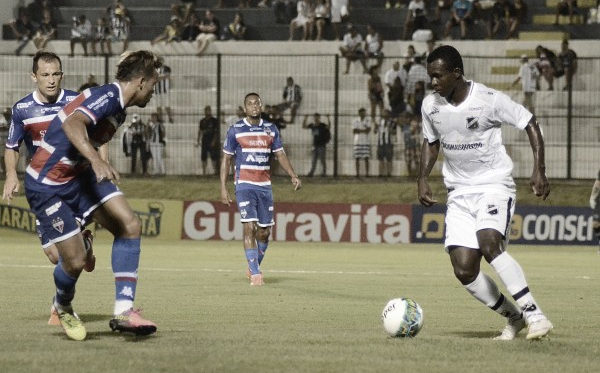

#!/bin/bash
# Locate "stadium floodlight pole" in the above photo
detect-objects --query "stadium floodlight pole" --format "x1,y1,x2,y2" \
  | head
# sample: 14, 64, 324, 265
217, 54, 222, 127
333, 54, 340, 179
566, 78, 573, 179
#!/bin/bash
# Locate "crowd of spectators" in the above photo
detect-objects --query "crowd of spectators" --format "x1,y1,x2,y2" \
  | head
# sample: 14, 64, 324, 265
6, 0, 596, 54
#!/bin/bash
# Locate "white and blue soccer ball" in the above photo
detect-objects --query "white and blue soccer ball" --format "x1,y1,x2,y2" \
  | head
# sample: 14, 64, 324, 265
381, 298, 424, 338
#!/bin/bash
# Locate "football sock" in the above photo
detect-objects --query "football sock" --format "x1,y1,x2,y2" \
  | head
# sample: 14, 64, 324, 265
53, 261, 77, 311
490, 252, 544, 322
258, 240, 269, 265
112, 238, 140, 315
464, 271, 521, 320
245, 248, 260, 275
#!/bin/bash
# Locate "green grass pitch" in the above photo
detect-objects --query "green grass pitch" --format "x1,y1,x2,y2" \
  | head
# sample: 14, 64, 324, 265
0, 233, 599, 373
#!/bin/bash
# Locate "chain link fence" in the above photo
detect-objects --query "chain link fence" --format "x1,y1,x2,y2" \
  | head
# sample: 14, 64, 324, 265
2, 54, 597, 179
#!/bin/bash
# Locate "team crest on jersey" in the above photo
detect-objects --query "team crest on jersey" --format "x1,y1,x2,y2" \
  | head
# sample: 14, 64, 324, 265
466, 116, 479, 130
52, 217, 65, 233
240, 209, 247, 219
428, 107, 439, 116
486, 205, 499, 215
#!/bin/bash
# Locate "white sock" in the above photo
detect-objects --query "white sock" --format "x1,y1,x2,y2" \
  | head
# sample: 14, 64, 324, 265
490, 252, 544, 322
114, 300, 133, 316
464, 271, 521, 320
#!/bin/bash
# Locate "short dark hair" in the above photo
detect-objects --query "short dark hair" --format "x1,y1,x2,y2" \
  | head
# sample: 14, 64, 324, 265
32, 50, 62, 74
115, 50, 163, 82
244, 92, 261, 104
426, 45, 464, 74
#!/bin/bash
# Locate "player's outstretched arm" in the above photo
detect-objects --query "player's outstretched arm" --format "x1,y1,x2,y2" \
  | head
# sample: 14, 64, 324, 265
275, 150, 301, 190
525, 118, 550, 200
2, 149, 20, 203
417, 139, 439, 207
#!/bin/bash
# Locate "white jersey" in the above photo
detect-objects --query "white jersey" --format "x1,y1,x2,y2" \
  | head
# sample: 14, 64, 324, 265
421, 81, 533, 194
518, 62, 539, 93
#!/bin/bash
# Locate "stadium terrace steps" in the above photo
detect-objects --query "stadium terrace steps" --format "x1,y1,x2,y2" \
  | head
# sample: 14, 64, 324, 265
545, 0, 597, 7
517, 31, 570, 41
491, 66, 520, 75
533, 14, 585, 25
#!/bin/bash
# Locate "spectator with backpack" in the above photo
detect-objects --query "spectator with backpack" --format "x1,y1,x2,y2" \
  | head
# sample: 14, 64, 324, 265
303, 113, 331, 177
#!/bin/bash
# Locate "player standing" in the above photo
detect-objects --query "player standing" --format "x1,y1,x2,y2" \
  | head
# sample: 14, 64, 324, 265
417, 45, 553, 340
2, 51, 96, 324
220, 93, 301, 286
24, 50, 163, 340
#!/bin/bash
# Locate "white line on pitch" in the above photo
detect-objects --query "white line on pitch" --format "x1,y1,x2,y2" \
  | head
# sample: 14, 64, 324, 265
0, 263, 400, 276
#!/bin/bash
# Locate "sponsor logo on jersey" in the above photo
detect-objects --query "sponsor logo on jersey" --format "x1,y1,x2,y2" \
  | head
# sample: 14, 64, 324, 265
40, 106, 62, 115
249, 139, 268, 147
245, 154, 270, 163
45, 201, 62, 216
440, 141, 483, 151
466, 116, 479, 130
17, 101, 33, 109
486, 204, 499, 215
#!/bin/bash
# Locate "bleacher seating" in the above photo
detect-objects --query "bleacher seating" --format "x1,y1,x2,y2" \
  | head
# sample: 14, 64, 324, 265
4, 0, 600, 42
1, 1, 599, 178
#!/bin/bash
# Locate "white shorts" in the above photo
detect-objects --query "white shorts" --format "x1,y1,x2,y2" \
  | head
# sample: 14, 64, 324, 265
444, 191, 515, 250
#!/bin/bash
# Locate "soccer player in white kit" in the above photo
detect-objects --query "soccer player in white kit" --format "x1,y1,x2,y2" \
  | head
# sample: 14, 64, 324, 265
417, 45, 553, 341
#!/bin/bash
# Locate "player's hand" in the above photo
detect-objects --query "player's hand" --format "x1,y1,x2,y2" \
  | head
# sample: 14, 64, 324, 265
530, 170, 550, 200
291, 176, 301, 191
2, 175, 20, 204
220, 188, 232, 206
91, 158, 120, 184
417, 177, 437, 207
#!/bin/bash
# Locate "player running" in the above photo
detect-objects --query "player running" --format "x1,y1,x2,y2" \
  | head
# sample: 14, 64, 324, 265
417, 45, 553, 341
24, 50, 163, 340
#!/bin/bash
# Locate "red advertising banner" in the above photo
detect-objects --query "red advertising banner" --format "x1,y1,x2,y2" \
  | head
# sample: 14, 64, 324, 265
182, 201, 413, 244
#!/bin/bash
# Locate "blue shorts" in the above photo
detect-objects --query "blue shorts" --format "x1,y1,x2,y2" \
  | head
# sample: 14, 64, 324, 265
26, 168, 123, 248
235, 188, 274, 227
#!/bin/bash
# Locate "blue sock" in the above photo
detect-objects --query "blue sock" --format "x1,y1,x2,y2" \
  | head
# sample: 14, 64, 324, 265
258, 240, 269, 265
54, 262, 78, 308
112, 238, 141, 303
245, 248, 260, 275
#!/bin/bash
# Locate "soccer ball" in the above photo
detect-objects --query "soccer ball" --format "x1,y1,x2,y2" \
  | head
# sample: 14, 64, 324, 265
381, 298, 424, 338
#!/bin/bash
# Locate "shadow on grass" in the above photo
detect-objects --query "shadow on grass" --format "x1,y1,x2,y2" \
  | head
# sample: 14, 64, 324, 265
454, 330, 497, 339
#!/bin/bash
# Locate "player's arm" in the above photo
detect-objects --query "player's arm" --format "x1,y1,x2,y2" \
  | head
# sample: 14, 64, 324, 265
525, 117, 550, 200
220, 152, 233, 206
275, 150, 301, 190
98, 143, 109, 162
2, 149, 20, 202
417, 139, 439, 207
62, 110, 119, 183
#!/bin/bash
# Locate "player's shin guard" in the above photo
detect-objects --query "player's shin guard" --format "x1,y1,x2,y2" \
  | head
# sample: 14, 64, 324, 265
245, 248, 260, 275
112, 238, 141, 315
54, 261, 78, 309
464, 271, 521, 320
258, 240, 269, 265
490, 252, 544, 322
